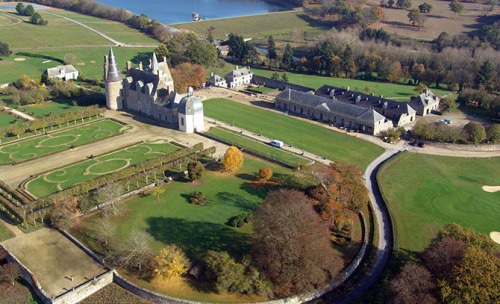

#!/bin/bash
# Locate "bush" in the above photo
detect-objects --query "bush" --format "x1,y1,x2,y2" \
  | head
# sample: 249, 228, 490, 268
258, 167, 273, 180
189, 191, 206, 205
187, 160, 204, 181
464, 122, 486, 144
487, 124, 500, 143
228, 213, 252, 228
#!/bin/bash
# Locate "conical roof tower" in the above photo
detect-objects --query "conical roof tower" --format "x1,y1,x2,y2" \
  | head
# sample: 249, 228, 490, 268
151, 52, 159, 74
107, 48, 123, 82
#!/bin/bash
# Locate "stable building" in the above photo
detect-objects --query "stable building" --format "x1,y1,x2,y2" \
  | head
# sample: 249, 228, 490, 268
45, 65, 79, 81
410, 89, 440, 116
276, 89, 392, 135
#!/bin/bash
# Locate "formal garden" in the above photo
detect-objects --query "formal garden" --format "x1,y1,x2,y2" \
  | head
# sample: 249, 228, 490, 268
203, 98, 384, 169
378, 152, 500, 252
0, 119, 122, 164
27, 140, 179, 198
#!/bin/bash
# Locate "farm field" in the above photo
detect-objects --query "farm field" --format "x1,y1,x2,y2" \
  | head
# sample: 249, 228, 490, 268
203, 98, 384, 170
205, 126, 311, 167
252, 68, 451, 98
378, 152, 500, 252
0, 221, 14, 242
27, 139, 179, 198
51, 10, 159, 46
0, 10, 109, 50
367, 0, 496, 41
0, 119, 123, 164
76, 155, 294, 302
21, 99, 82, 117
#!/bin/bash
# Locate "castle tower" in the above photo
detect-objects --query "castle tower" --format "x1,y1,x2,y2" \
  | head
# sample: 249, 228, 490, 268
151, 52, 159, 75
104, 48, 124, 110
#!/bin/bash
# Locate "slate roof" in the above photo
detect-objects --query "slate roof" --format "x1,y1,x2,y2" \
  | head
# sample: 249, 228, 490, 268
316, 85, 416, 123
178, 96, 203, 115
207, 74, 225, 84
225, 67, 252, 81
46, 65, 78, 77
153, 92, 182, 108
276, 89, 385, 124
410, 90, 439, 107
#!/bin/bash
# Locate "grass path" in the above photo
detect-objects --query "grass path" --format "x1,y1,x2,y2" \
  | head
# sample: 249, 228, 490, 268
204, 98, 384, 170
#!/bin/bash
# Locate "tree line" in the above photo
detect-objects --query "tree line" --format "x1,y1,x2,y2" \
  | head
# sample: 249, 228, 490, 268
15, 2, 48, 25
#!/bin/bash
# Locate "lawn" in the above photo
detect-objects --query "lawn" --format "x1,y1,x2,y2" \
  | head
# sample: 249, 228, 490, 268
0, 119, 123, 164
0, 55, 60, 84
0, 221, 14, 242
51, 10, 159, 46
77, 155, 291, 302
0, 11, 109, 50
206, 126, 311, 167
20, 99, 82, 117
378, 152, 500, 252
203, 98, 384, 170
0, 112, 18, 128
252, 68, 451, 98
27, 140, 179, 198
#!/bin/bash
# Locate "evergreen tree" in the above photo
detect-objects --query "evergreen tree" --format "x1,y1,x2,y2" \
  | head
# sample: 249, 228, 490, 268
282, 43, 294, 70
341, 45, 354, 77
475, 60, 497, 90
227, 33, 249, 63
24, 4, 35, 16
267, 35, 277, 61
0, 41, 9, 57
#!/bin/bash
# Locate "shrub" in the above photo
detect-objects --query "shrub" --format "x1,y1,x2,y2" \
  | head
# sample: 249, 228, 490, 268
189, 191, 206, 205
464, 122, 486, 144
487, 124, 500, 143
187, 160, 204, 181
228, 213, 252, 228
258, 167, 273, 180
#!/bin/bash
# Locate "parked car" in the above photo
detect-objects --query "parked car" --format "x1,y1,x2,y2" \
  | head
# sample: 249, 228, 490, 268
270, 140, 284, 148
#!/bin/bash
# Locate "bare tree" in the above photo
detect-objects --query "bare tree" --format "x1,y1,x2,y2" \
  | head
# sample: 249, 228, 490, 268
0, 263, 21, 286
389, 263, 437, 304
96, 215, 116, 246
116, 230, 153, 272
97, 182, 121, 214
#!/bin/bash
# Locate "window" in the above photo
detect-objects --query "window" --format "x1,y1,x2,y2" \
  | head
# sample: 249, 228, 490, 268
181, 117, 184, 126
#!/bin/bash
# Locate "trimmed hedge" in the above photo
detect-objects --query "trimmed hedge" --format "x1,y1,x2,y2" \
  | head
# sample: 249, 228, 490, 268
15, 52, 65, 64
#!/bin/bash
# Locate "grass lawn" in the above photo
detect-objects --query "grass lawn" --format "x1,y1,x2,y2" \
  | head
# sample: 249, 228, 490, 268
206, 126, 311, 167
0, 112, 19, 127
203, 98, 384, 170
20, 99, 82, 117
0, 221, 15, 242
0, 11, 109, 50
51, 10, 159, 46
27, 140, 179, 198
252, 68, 450, 98
378, 152, 500, 252
0, 119, 122, 164
0, 55, 60, 84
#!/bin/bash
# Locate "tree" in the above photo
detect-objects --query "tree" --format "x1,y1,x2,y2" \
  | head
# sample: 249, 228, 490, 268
15, 2, 24, 15
420, 238, 467, 281
49, 197, 80, 230
252, 189, 342, 297
0, 41, 9, 57
388, 0, 395, 7
266, 35, 277, 62
418, 2, 433, 13
408, 8, 421, 26
464, 122, 486, 144
271, 72, 280, 80
258, 167, 273, 180
15, 75, 31, 89
437, 223, 497, 254
184, 39, 218, 66
438, 246, 500, 304
475, 60, 497, 90
341, 45, 354, 77
154, 43, 170, 62
487, 124, 500, 143
227, 33, 249, 63
223, 146, 243, 172
371, 6, 385, 22
24, 4, 35, 16
282, 43, 294, 70
281, 73, 288, 82
387, 61, 403, 83
449, 0, 464, 19
389, 263, 438, 304
151, 187, 165, 202
396, 0, 412, 9
206, 25, 216, 43
96, 215, 116, 246
0, 263, 21, 286
411, 63, 425, 85
187, 160, 204, 181
116, 230, 153, 271
171, 63, 206, 92
153, 244, 189, 278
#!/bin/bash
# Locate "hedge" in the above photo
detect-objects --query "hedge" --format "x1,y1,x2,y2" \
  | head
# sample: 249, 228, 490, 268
15, 52, 65, 64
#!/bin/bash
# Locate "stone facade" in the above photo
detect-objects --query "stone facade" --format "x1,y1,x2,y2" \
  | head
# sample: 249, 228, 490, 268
45, 65, 79, 81
410, 89, 440, 115
104, 49, 204, 132
225, 66, 253, 88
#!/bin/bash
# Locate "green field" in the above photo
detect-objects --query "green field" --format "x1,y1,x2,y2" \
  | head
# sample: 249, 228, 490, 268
204, 98, 384, 169
0, 112, 18, 127
21, 100, 82, 117
378, 152, 500, 252
0, 11, 109, 50
0, 56, 60, 84
0, 119, 122, 164
171, 10, 321, 44
252, 68, 451, 98
27, 140, 179, 198
51, 10, 159, 46
0, 221, 15, 242
206, 127, 310, 167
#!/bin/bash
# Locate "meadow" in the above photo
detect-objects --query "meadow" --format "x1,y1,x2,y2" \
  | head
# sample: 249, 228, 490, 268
205, 126, 311, 167
203, 98, 384, 170
378, 152, 500, 252
0, 119, 123, 164
252, 68, 451, 98
27, 140, 179, 198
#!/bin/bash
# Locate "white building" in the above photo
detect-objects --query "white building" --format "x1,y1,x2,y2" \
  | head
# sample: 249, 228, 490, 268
45, 65, 79, 81
178, 93, 205, 133
225, 66, 253, 88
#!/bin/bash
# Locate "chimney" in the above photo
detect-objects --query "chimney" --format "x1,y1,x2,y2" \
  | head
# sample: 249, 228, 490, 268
126, 61, 131, 71
236, 66, 239, 70
139, 62, 143, 70
148, 59, 152, 68
379, 95, 383, 98
346, 86, 350, 91
163, 56, 167, 64
211, 72, 214, 77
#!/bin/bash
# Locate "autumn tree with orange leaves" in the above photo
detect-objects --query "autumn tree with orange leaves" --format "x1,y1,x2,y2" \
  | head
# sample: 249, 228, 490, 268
223, 146, 243, 172
171, 62, 206, 93
258, 167, 273, 181
49, 196, 80, 230
308, 162, 368, 230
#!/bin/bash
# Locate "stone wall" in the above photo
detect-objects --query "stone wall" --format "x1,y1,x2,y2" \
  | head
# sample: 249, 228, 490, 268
251, 75, 313, 93
52, 270, 114, 304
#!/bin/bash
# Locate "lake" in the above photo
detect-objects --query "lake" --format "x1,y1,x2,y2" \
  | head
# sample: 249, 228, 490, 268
94, 0, 288, 24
